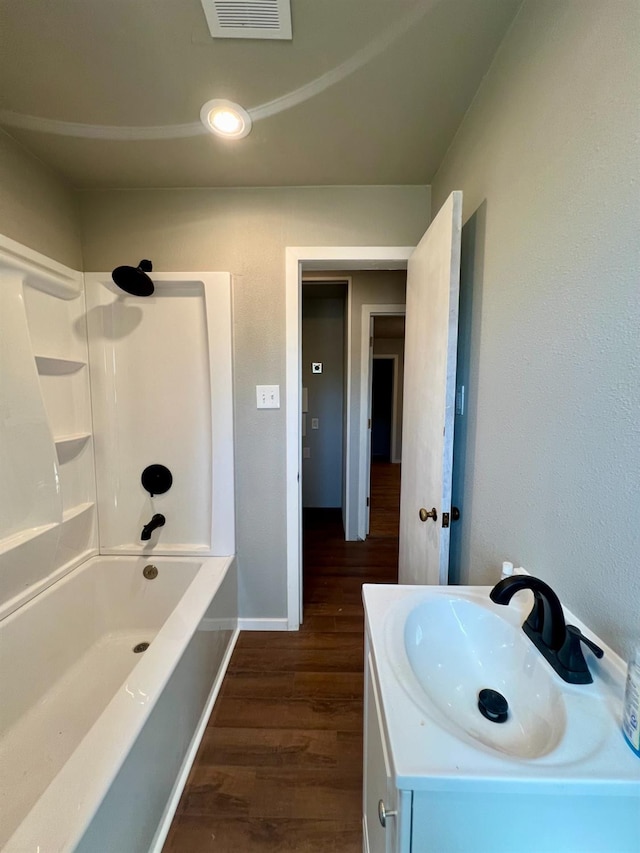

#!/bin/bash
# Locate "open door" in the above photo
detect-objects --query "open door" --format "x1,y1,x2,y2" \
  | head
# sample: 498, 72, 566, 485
399, 191, 462, 585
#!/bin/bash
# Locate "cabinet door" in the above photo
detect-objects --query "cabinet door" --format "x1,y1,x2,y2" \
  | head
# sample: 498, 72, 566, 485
364, 652, 402, 853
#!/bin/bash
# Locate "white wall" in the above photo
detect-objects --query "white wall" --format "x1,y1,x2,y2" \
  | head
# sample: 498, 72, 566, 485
78, 186, 431, 617
432, 0, 640, 658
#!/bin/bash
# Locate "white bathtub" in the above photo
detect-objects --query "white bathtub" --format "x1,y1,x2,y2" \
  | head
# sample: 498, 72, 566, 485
0, 554, 238, 852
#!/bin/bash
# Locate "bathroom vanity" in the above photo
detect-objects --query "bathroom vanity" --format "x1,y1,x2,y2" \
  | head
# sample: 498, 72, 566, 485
362, 584, 640, 853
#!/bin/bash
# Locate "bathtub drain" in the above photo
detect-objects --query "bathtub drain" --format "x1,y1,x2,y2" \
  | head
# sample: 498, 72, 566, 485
133, 642, 150, 653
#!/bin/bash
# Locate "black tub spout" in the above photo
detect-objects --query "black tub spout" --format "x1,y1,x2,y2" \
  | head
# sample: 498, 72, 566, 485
141, 513, 165, 541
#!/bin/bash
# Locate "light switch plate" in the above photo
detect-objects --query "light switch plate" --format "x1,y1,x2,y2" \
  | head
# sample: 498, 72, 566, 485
303, 447, 311, 458
311, 418, 319, 429
257, 385, 280, 409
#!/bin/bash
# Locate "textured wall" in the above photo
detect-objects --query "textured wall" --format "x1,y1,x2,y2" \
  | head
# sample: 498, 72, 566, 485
432, 0, 640, 658
302, 294, 345, 508
79, 186, 430, 617
0, 130, 82, 268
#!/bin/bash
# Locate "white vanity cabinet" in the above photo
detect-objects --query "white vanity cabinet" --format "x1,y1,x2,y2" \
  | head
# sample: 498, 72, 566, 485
362, 585, 640, 853
363, 650, 411, 853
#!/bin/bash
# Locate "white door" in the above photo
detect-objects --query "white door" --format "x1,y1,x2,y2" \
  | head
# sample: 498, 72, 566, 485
399, 191, 462, 585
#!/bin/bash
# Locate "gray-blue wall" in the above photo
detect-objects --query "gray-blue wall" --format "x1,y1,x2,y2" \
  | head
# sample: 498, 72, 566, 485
302, 291, 345, 508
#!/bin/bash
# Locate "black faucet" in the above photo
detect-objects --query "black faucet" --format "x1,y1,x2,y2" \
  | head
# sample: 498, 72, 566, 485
490, 575, 603, 684
141, 513, 165, 541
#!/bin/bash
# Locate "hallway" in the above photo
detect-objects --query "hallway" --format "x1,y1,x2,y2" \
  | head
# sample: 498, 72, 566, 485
164, 503, 398, 851
368, 462, 401, 539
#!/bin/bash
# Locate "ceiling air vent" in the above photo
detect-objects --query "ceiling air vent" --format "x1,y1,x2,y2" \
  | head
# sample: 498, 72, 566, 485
200, 0, 292, 40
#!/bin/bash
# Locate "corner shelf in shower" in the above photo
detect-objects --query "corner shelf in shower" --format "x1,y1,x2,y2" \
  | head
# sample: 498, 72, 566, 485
0, 521, 59, 558
54, 433, 92, 464
62, 501, 95, 523
35, 355, 86, 375
0, 503, 96, 557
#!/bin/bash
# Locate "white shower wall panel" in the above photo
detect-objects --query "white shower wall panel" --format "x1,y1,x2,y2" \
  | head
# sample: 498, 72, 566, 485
22, 283, 89, 363
57, 442, 95, 513
86, 274, 234, 556
38, 370, 92, 437
0, 235, 98, 619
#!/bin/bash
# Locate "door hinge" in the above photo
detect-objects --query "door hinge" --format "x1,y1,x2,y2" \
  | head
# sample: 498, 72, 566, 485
370, 335, 374, 347
442, 512, 450, 528
366, 497, 370, 507
368, 418, 371, 429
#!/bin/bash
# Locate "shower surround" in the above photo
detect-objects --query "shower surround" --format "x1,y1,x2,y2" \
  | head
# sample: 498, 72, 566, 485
85, 271, 235, 558
0, 236, 238, 852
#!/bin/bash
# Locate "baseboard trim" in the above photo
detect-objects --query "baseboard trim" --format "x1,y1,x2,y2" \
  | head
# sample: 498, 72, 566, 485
238, 617, 290, 631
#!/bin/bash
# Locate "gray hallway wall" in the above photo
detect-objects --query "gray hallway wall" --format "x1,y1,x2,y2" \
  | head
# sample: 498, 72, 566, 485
302, 292, 345, 508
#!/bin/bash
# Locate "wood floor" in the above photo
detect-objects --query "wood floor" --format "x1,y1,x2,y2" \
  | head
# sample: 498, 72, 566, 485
368, 463, 401, 539
163, 465, 399, 852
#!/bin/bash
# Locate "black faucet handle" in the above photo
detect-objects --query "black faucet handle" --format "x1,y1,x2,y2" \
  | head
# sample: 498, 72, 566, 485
557, 625, 604, 684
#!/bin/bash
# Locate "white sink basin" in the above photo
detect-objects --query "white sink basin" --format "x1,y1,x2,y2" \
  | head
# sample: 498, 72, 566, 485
365, 584, 640, 852
377, 585, 630, 769
403, 596, 566, 758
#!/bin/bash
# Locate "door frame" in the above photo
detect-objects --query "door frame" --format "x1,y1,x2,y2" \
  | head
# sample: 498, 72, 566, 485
285, 247, 414, 629
359, 306, 406, 540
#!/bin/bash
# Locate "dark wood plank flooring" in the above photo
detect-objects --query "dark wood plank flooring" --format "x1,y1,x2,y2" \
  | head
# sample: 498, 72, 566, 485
368, 462, 401, 539
164, 475, 399, 852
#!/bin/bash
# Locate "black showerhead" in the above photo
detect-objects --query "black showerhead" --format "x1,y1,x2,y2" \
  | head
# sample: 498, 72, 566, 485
111, 259, 154, 296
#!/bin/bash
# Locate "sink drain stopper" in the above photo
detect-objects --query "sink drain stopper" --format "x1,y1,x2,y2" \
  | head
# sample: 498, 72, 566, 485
478, 688, 509, 723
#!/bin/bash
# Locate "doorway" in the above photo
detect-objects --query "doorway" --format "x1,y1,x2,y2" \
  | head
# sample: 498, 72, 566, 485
367, 312, 405, 540
359, 306, 406, 540
288, 196, 462, 628
371, 357, 394, 463
285, 248, 412, 629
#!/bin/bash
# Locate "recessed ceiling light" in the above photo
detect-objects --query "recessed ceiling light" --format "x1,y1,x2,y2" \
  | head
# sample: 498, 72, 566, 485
200, 99, 252, 139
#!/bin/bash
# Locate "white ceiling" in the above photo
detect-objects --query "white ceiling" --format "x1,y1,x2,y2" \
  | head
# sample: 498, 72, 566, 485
0, 0, 521, 189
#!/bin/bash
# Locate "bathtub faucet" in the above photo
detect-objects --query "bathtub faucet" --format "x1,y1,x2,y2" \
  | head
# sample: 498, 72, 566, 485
141, 513, 166, 541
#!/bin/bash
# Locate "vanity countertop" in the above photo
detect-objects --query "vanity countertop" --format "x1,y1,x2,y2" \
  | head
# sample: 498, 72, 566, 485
363, 583, 640, 794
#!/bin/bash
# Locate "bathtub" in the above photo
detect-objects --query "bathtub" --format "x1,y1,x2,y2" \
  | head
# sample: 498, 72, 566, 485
0, 554, 238, 852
